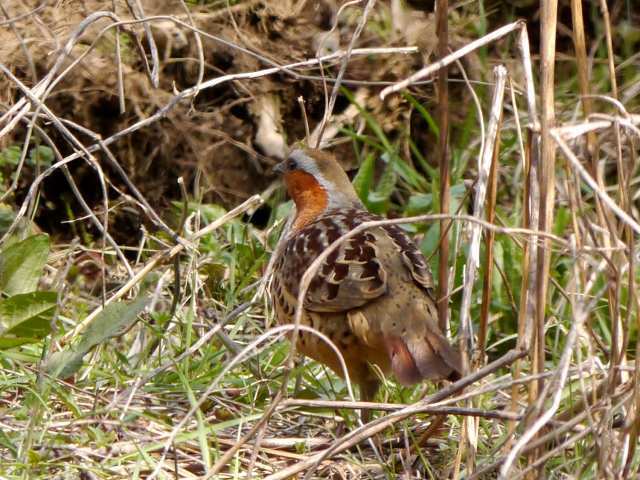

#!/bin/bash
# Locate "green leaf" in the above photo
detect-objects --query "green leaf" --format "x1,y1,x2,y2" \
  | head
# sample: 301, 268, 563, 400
408, 139, 437, 179
44, 349, 85, 380
368, 154, 397, 214
375, 157, 397, 200
28, 146, 54, 167
77, 295, 150, 353
0, 234, 49, 296
391, 156, 429, 191
173, 202, 228, 225
405, 193, 433, 216
352, 152, 376, 203
553, 207, 571, 236
274, 200, 293, 222
449, 183, 468, 214
341, 88, 394, 153
0, 145, 21, 167
403, 93, 440, 137
0, 292, 56, 349
492, 240, 504, 299
44, 295, 150, 379
0, 204, 15, 236
0, 428, 17, 458
420, 222, 441, 263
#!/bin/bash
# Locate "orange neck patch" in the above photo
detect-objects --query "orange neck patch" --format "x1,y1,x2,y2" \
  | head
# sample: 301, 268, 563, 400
284, 170, 328, 230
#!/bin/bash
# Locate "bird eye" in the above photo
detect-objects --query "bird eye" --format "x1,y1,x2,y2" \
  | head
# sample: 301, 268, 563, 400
286, 159, 297, 171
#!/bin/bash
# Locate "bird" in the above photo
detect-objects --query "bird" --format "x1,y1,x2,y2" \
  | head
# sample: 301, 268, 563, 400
270, 148, 462, 403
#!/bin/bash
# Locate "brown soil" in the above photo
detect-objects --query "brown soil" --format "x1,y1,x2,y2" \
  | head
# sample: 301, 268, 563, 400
1, 1, 533, 243
0, 1, 436, 240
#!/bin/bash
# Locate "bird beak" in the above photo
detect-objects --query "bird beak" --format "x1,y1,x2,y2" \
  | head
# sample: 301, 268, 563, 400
273, 161, 286, 175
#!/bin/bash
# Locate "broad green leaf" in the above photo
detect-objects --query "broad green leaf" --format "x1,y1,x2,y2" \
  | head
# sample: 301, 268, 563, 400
44, 349, 84, 381
0, 204, 38, 238
0, 334, 44, 350
45, 295, 150, 379
76, 295, 150, 353
0, 234, 49, 296
405, 193, 433, 216
0, 292, 56, 349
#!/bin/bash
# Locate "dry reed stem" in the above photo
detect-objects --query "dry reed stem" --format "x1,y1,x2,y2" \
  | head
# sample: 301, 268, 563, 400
533, 0, 558, 407
478, 91, 502, 360
281, 399, 521, 420
436, 0, 451, 336
501, 238, 581, 478
380, 21, 530, 102
459, 66, 507, 363
125, 0, 160, 87
457, 65, 507, 473
505, 76, 531, 448
596, 6, 635, 476
570, 0, 596, 158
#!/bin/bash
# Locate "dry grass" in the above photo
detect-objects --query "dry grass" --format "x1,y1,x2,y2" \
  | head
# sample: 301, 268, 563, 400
0, 1, 639, 478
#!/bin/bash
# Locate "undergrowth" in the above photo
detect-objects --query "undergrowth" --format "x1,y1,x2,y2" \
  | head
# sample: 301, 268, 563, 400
1, 0, 639, 479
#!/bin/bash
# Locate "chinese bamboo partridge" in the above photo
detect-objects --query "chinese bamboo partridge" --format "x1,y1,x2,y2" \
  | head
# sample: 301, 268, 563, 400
271, 148, 462, 401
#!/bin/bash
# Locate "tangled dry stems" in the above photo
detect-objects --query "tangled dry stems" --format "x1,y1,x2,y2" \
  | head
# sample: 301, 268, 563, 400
0, 1, 639, 478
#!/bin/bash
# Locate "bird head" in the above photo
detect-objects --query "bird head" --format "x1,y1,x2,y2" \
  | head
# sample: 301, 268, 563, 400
274, 148, 362, 229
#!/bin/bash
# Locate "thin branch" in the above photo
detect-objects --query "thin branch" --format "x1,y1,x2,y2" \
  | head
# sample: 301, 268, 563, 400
315, 0, 376, 147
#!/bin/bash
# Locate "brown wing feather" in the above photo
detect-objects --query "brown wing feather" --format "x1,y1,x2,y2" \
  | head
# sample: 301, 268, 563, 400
277, 211, 389, 313
275, 210, 436, 313
382, 223, 435, 293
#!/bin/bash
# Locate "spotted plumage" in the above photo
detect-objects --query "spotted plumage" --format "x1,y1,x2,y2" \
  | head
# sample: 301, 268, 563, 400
271, 148, 462, 401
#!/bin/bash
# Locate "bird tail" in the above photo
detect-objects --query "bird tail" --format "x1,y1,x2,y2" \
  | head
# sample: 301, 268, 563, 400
384, 329, 463, 386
